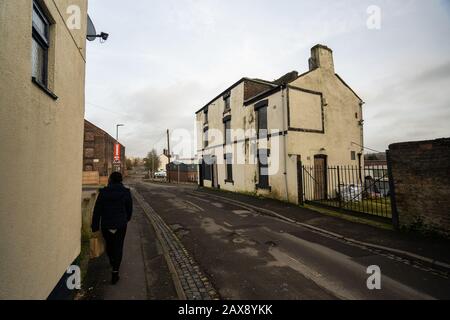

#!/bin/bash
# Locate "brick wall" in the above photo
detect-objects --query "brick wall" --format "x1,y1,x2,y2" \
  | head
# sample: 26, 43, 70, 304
244, 80, 273, 100
167, 163, 198, 184
167, 170, 198, 184
389, 138, 450, 236
83, 120, 126, 178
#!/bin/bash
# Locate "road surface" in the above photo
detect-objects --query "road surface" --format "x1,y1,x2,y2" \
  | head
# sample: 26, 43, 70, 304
132, 180, 450, 300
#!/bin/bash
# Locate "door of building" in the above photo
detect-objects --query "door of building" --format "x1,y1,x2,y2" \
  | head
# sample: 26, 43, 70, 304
314, 155, 327, 200
297, 155, 303, 205
199, 159, 204, 187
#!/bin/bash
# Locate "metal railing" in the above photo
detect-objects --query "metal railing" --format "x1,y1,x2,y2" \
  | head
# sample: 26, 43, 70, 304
302, 164, 392, 219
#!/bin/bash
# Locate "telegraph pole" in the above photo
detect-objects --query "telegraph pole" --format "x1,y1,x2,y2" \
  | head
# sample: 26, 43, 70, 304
167, 129, 171, 183
151, 156, 154, 178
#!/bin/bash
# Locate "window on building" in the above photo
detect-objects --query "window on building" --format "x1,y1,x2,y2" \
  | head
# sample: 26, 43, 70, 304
225, 153, 233, 182
204, 129, 209, 148
204, 109, 208, 125
224, 119, 231, 145
256, 106, 268, 138
257, 149, 269, 189
32, 1, 50, 86
203, 156, 212, 180
224, 93, 231, 112
204, 163, 211, 180
351, 151, 356, 161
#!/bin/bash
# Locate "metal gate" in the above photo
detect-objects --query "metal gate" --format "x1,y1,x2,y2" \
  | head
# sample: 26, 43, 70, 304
301, 163, 394, 220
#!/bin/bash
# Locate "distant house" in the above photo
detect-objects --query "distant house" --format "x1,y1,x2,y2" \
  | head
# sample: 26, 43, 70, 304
173, 156, 196, 165
158, 154, 169, 171
195, 44, 364, 204
83, 120, 126, 182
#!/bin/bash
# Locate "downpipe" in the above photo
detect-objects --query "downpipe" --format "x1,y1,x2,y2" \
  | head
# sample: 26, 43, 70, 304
281, 86, 289, 201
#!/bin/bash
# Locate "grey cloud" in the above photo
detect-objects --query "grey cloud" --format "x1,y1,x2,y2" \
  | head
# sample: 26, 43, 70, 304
363, 62, 450, 151
85, 0, 450, 157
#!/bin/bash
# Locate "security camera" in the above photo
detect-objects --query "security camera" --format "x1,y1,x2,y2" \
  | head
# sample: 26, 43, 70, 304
100, 32, 109, 41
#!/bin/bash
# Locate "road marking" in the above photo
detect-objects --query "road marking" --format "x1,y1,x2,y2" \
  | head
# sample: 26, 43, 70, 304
184, 200, 205, 212
211, 202, 224, 208
268, 247, 353, 300
232, 210, 251, 216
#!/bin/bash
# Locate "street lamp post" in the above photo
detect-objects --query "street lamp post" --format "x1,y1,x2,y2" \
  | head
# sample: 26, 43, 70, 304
116, 124, 125, 143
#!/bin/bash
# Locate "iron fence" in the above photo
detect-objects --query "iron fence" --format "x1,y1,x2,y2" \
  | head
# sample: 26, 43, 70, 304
301, 164, 392, 219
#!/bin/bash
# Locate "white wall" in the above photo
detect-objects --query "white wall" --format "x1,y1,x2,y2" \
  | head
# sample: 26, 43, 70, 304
0, 0, 88, 299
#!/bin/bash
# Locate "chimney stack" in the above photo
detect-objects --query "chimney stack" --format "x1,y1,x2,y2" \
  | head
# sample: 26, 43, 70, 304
309, 44, 334, 73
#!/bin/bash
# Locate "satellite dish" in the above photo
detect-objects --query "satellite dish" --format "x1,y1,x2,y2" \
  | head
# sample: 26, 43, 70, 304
86, 14, 97, 41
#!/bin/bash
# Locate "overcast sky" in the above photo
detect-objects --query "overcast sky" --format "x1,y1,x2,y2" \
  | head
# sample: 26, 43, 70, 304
85, 0, 450, 158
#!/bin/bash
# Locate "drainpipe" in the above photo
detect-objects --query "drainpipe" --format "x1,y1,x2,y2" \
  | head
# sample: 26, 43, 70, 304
359, 101, 365, 182
281, 85, 289, 201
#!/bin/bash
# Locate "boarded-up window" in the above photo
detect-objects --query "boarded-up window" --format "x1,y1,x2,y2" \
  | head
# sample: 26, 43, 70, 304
204, 129, 209, 148
224, 120, 231, 145
203, 156, 212, 180
224, 92, 231, 111
257, 149, 269, 188
225, 153, 233, 182
257, 106, 268, 138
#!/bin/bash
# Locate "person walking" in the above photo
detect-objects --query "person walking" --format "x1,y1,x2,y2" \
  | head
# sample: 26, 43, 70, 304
91, 172, 133, 285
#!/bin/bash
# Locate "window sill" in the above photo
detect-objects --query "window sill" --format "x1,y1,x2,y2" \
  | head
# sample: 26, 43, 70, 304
256, 184, 271, 192
32, 77, 58, 100
224, 179, 234, 185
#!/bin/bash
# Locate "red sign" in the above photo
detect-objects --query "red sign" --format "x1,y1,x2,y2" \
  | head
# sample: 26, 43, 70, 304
114, 143, 121, 162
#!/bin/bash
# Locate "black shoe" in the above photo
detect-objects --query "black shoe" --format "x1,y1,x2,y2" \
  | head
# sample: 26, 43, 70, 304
111, 272, 120, 285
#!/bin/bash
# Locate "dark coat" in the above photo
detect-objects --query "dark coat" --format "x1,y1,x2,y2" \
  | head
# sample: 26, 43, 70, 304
91, 183, 133, 232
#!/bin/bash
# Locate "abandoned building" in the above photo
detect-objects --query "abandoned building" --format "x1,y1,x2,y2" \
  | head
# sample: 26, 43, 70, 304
195, 44, 364, 204
83, 120, 126, 183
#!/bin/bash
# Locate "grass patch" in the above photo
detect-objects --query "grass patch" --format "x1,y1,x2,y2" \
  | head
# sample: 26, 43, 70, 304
303, 204, 394, 231
202, 187, 393, 230
312, 198, 392, 219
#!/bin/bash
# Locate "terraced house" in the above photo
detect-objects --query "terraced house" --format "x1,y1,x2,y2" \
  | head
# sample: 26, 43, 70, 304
196, 44, 364, 204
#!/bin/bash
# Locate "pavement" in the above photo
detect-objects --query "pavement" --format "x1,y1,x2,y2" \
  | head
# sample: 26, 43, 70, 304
80, 195, 177, 300
133, 181, 450, 300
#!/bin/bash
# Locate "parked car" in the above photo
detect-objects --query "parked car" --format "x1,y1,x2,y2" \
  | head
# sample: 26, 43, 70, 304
154, 171, 167, 178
